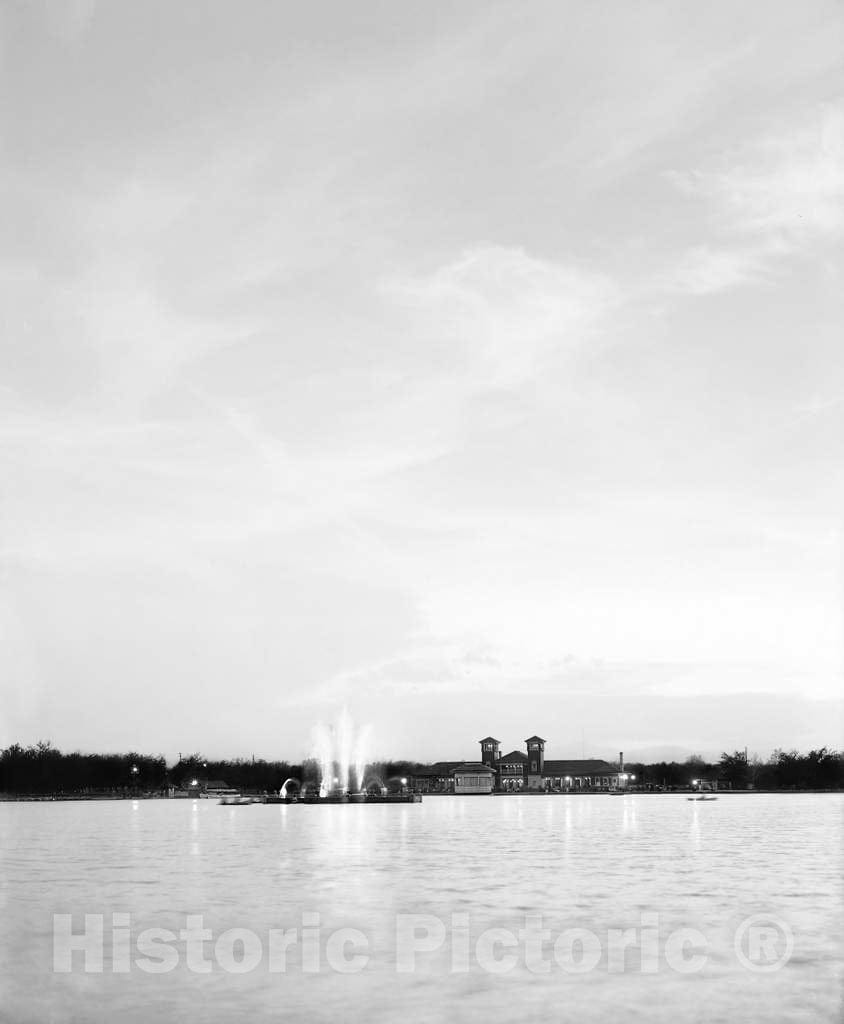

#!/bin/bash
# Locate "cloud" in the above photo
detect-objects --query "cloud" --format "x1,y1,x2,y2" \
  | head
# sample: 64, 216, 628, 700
671, 102, 844, 238
665, 244, 773, 295
309, 647, 691, 703
713, 104, 844, 239
665, 102, 844, 293
381, 245, 616, 385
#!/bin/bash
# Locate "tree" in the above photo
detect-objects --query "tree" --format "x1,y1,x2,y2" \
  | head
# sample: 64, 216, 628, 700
719, 750, 749, 789
804, 748, 843, 789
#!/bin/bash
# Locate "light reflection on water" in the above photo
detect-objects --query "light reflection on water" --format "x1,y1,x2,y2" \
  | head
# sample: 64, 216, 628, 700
0, 794, 841, 1023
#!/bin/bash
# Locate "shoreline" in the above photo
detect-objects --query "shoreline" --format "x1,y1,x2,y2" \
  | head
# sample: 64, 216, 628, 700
2, 789, 842, 802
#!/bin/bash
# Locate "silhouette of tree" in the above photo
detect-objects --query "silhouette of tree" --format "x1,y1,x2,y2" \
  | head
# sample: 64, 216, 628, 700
719, 751, 750, 788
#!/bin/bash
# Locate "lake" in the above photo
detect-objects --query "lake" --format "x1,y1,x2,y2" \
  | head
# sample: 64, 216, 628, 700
0, 794, 841, 1022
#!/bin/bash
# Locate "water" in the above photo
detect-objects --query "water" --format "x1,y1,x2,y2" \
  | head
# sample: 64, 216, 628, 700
0, 794, 841, 1023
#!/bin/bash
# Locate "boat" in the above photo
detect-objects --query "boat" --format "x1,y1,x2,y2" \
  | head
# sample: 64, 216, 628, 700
218, 794, 255, 805
687, 779, 718, 801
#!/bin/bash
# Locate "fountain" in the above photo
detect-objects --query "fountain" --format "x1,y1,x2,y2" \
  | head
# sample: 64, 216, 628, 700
265, 710, 420, 804
279, 778, 300, 799
361, 774, 388, 797
312, 708, 371, 797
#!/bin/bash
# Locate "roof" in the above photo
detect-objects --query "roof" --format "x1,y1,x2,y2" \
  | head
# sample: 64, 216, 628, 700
524, 736, 546, 744
542, 759, 617, 776
451, 762, 495, 775
202, 780, 231, 790
498, 750, 528, 764
478, 736, 501, 744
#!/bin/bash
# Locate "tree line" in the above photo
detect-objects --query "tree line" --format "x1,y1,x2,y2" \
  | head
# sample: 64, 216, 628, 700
1, 742, 841, 795
0, 743, 426, 796
624, 748, 843, 791
0, 742, 169, 795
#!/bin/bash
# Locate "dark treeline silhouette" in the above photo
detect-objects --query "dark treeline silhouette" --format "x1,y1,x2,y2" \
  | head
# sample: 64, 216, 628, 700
174, 755, 433, 793
1, 743, 841, 795
0, 741, 167, 795
174, 753, 299, 794
0, 743, 428, 796
748, 748, 843, 790
625, 748, 843, 791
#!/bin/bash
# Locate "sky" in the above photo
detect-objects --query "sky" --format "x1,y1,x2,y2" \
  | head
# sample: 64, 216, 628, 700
1, 1, 842, 765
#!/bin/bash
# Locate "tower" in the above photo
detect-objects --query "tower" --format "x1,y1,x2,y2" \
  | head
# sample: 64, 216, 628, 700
479, 737, 501, 769
525, 735, 546, 783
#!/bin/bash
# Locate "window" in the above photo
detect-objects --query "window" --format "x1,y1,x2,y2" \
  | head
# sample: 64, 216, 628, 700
458, 774, 491, 787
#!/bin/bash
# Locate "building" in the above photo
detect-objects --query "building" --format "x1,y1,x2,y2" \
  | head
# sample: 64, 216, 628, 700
499, 736, 631, 791
451, 763, 496, 794
411, 736, 633, 793
497, 748, 528, 789
412, 762, 466, 793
